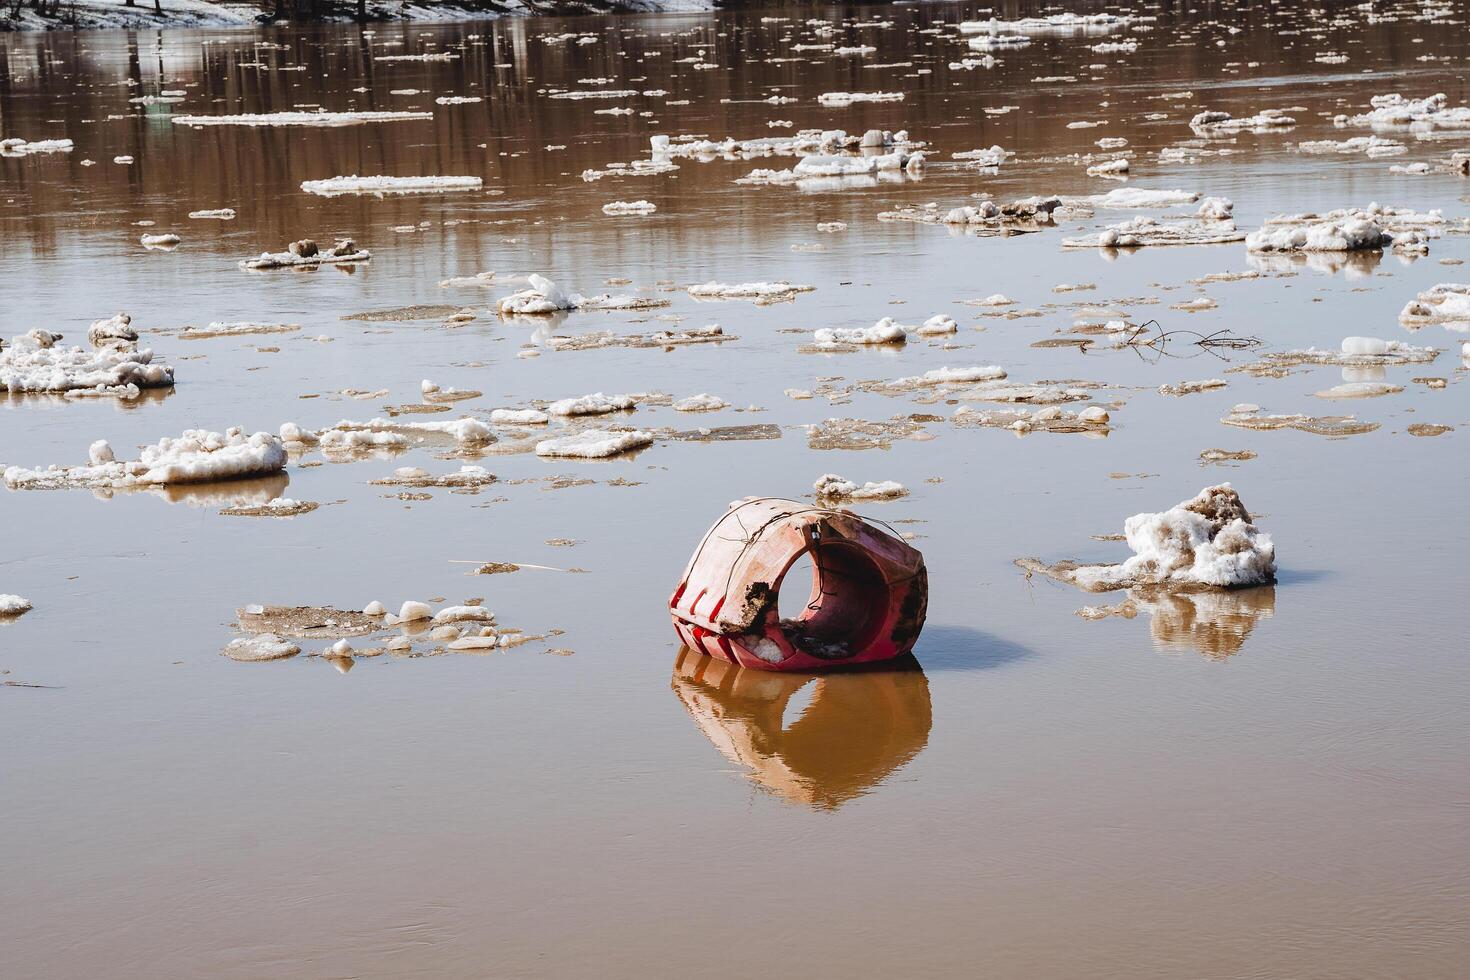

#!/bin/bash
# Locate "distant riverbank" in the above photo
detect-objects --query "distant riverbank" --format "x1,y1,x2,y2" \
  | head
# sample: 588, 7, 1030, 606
2, 0, 713, 31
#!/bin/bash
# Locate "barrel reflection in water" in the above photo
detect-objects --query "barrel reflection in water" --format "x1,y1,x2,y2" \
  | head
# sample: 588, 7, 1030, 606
670, 646, 932, 810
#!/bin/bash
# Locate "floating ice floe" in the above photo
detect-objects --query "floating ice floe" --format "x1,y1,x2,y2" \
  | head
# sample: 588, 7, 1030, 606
173, 110, 433, 127
737, 149, 923, 186
5, 428, 286, 490
220, 497, 318, 518
1018, 484, 1275, 592
87, 312, 138, 349
1399, 283, 1470, 327
0, 595, 33, 617
300, 175, 483, 197
1063, 214, 1244, 248
189, 208, 236, 220
498, 274, 668, 315
652, 129, 916, 161
436, 96, 483, 105
877, 196, 1062, 235
1, 332, 173, 398
1314, 382, 1403, 399
813, 320, 907, 347
1296, 135, 1405, 156
1086, 158, 1129, 176
1245, 204, 1449, 254
140, 233, 181, 249
813, 474, 907, 501
222, 634, 301, 662
370, 465, 496, 489
602, 200, 657, 215
241, 238, 370, 270
961, 13, 1130, 33
1334, 92, 1470, 130
1243, 336, 1439, 372
284, 416, 494, 451
180, 322, 300, 340
548, 392, 637, 416
816, 92, 905, 106
1189, 109, 1296, 134
1160, 379, 1227, 396
0, 137, 73, 156
540, 325, 730, 352
954, 404, 1110, 434
535, 429, 653, 459
967, 34, 1031, 50
953, 145, 1011, 168
672, 394, 728, 412
1220, 404, 1378, 436
491, 408, 550, 425
686, 281, 815, 304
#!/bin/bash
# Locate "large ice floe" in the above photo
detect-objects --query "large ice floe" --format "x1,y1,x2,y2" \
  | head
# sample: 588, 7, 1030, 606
172, 110, 433, 127
497, 274, 669, 315
300, 175, 483, 197
650, 129, 917, 162
1334, 93, 1470, 131
5, 428, 286, 490
281, 417, 494, 452
1018, 485, 1275, 593
241, 238, 370, 270
1245, 204, 1452, 255
736, 148, 923, 187
1063, 204, 1243, 248
1400, 283, 1470, 327
0, 327, 173, 399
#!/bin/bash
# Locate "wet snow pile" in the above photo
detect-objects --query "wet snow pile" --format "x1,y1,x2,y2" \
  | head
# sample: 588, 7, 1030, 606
812, 320, 908, 348
953, 145, 1012, 168
173, 110, 433, 127
498, 274, 668, 315
1020, 485, 1275, 592
241, 238, 370, 270
1400, 283, 1470, 326
5, 428, 286, 490
87, 313, 138, 349
300, 175, 483, 197
0, 330, 173, 398
812, 474, 907, 501
535, 429, 653, 459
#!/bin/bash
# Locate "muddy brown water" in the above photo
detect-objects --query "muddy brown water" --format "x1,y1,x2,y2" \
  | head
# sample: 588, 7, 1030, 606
4, 1, 1470, 976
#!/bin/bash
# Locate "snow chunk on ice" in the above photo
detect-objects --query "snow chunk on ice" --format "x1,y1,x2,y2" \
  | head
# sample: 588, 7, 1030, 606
672, 394, 728, 412
0, 594, 33, 617
548, 392, 637, 416
813, 319, 907, 346
0, 339, 174, 398
813, 474, 908, 501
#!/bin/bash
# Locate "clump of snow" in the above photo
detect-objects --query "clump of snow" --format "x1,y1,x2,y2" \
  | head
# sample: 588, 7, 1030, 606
87, 313, 137, 348
300, 175, 483, 197
1335, 93, 1470, 131
535, 429, 653, 459
6, 428, 286, 490
140, 233, 181, 249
